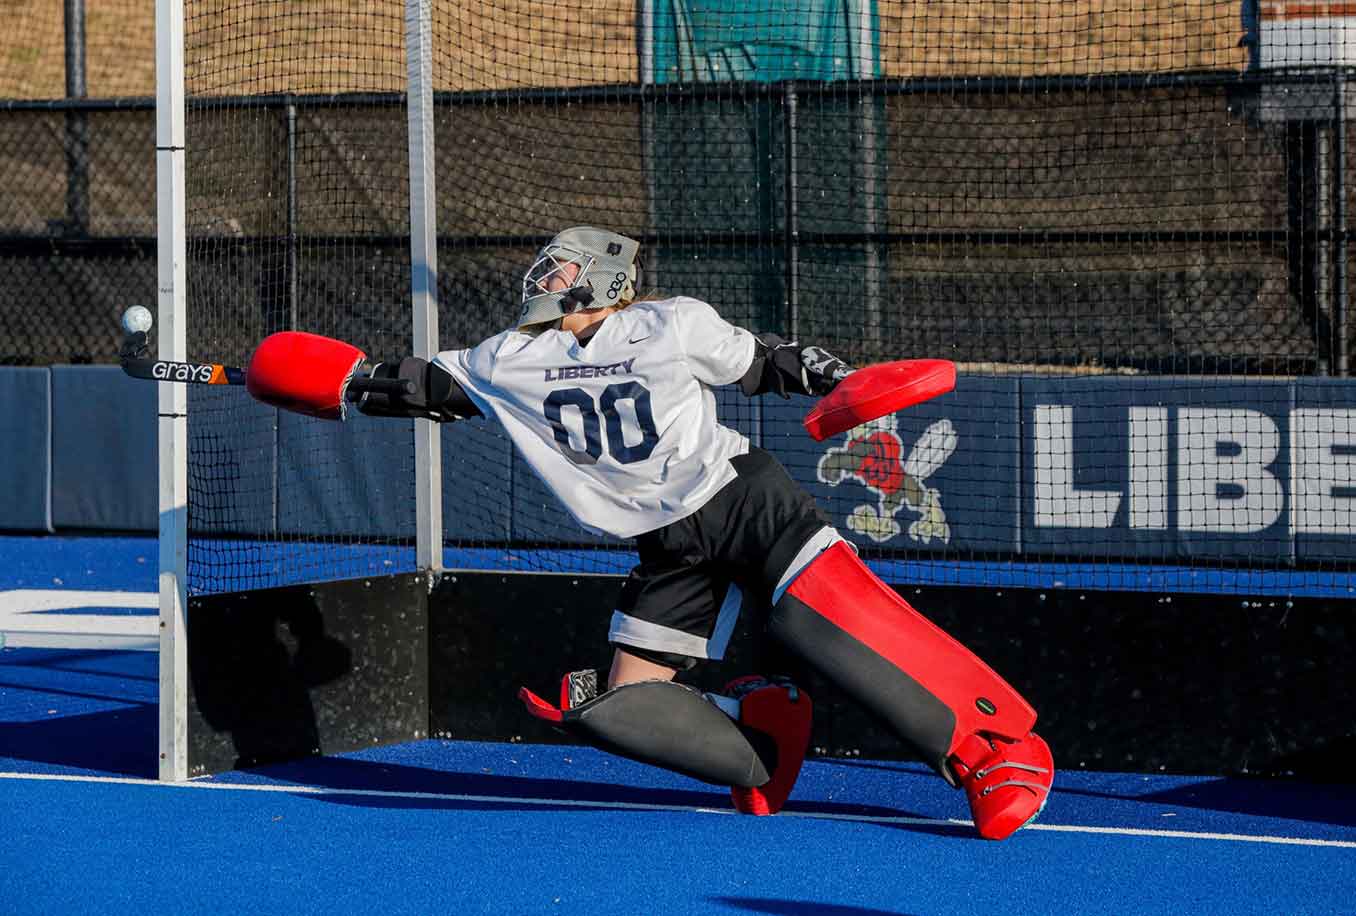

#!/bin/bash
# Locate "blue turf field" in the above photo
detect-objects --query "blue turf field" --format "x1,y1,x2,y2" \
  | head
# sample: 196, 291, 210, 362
1, 536, 1354, 915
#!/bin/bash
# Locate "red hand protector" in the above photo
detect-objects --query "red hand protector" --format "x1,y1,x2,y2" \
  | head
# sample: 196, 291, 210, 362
246, 331, 366, 420
802, 359, 956, 441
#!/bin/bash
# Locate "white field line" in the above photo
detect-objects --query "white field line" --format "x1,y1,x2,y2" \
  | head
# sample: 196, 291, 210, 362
0, 770, 1352, 850
0, 633, 156, 651
0, 590, 157, 649
0, 590, 157, 612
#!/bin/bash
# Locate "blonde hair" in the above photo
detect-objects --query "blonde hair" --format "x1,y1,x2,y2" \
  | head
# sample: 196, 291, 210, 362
617, 291, 666, 310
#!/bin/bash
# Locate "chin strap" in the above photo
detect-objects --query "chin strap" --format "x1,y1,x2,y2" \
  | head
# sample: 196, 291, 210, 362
561, 286, 595, 311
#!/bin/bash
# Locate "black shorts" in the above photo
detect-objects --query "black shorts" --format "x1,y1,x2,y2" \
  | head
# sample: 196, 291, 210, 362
609, 447, 835, 669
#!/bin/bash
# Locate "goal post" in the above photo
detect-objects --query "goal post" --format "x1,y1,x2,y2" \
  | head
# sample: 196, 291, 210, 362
407, 0, 443, 575
154, 0, 188, 782
154, 0, 445, 779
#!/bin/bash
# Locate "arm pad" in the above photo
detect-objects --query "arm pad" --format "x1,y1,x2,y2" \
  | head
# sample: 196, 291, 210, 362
353, 357, 481, 423
739, 333, 853, 399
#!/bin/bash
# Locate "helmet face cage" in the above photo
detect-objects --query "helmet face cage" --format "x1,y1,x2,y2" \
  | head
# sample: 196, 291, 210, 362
521, 245, 596, 314
516, 227, 641, 332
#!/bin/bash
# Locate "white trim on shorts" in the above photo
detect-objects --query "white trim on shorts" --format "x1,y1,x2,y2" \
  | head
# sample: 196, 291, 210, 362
771, 526, 846, 604
609, 582, 744, 661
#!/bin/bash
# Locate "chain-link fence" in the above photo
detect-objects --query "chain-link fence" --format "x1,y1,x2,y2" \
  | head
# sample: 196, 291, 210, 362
4, 2, 1350, 371
2, 0, 156, 365
0, 104, 154, 364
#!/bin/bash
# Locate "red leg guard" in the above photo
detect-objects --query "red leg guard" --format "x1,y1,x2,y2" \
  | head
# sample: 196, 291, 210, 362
725, 677, 813, 816
772, 541, 1037, 784
951, 731, 1054, 840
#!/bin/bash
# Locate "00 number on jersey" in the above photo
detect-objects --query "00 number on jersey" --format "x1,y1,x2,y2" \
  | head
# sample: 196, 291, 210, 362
543, 382, 660, 465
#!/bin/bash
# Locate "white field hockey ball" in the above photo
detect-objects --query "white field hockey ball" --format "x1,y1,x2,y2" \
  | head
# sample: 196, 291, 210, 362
122, 305, 153, 334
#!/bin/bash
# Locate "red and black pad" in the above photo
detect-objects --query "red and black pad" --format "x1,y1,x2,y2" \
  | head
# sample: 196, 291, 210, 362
802, 359, 956, 441
770, 541, 1036, 785
519, 678, 775, 789
726, 677, 813, 816
246, 331, 366, 420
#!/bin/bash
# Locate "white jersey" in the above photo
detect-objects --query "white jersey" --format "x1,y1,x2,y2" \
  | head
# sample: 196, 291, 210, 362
435, 296, 757, 539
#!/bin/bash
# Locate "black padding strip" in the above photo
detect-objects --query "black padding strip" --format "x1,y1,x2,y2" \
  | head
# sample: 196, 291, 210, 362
771, 593, 959, 783
427, 362, 481, 417
563, 681, 774, 788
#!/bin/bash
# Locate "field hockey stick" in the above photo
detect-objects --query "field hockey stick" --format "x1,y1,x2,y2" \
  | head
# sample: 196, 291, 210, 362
116, 308, 412, 398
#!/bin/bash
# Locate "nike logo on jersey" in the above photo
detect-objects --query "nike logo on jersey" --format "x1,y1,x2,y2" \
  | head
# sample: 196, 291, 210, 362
628, 334, 651, 344
544, 357, 636, 382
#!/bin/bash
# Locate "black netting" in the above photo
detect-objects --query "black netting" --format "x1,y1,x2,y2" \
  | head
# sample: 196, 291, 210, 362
426, 1, 1356, 592
182, 3, 416, 594
4, 1, 1354, 595
0, 108, 156, 365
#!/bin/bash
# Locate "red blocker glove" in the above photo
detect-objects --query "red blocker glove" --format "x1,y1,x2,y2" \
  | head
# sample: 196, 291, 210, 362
803, 359, 956, 441
246, 331, 366, 420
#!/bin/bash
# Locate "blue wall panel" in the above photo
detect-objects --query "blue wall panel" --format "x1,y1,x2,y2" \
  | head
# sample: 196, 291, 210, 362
186, 386, 280, 536
769, 375, 1021, 555
276, 411, 416, 539
50, 366, 156, 531
16, 368, 1355, 574
509, 450, 615, 546
1169, 381, 1292, 562
0, 368, 52, 532
442, 420, 513, 541
1292, 379, 1356, 563
1020, 377, 1294, 563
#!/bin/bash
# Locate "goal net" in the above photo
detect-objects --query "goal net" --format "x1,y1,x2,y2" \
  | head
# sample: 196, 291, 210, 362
178, 0, 1355, 597
183, 2, 418, 593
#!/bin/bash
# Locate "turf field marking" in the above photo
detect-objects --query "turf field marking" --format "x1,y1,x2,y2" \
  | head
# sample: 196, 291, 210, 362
0, 770, 1352, 849
0, 589, 157, 650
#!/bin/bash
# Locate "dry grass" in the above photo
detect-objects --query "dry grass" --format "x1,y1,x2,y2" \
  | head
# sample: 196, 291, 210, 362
2, 0, 1246, 100
881, 1, 1247, 75
184, 0, 406, 95
1, 0, 157, 99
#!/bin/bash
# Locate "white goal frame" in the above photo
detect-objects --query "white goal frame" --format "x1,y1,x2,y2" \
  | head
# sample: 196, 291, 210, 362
154, 0, 443, 781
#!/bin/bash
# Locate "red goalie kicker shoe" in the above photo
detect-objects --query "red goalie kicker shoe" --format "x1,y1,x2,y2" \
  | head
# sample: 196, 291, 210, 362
724, 676, 813, 816
949, 731, 1054, 840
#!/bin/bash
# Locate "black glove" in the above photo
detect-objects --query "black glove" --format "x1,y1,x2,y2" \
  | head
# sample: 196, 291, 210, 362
739, 333, 854, 399
354, 357, 481, 422
799, 345, 853, 395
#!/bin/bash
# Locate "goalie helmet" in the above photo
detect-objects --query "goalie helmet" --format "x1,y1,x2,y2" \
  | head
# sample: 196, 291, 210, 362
518, 227, 642, 332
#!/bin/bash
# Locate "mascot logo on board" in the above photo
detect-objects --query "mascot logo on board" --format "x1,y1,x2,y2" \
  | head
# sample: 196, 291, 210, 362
816, 414, 957, 544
